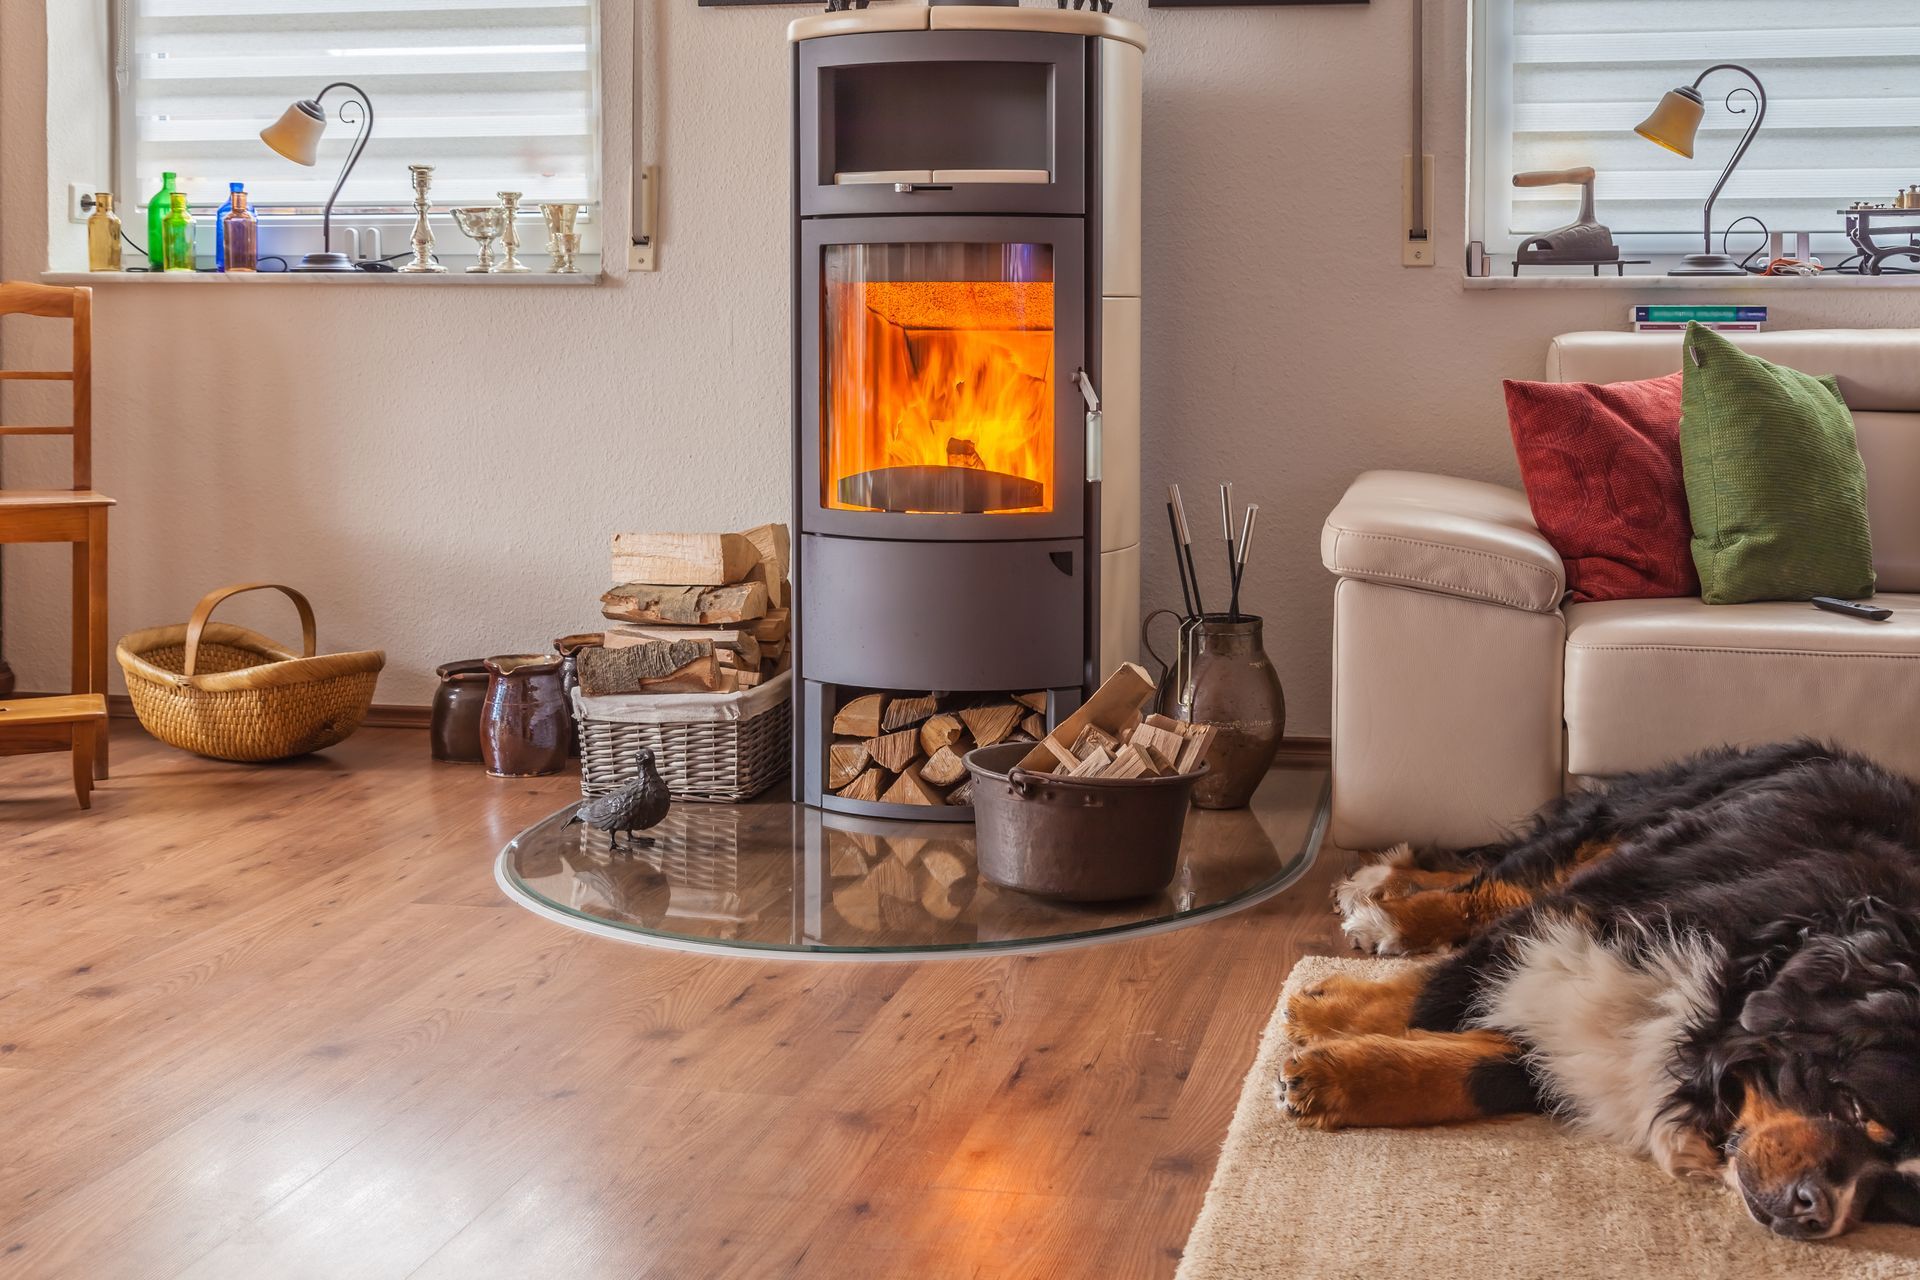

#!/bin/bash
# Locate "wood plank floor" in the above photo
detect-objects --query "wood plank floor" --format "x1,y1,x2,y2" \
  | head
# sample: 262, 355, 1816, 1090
0, 728, 1350, 1280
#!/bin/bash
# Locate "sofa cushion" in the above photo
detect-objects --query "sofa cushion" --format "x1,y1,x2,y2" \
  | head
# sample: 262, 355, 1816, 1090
1564, 593, 1920, 779
1322, 470, 1566, 614
1503, 371, 1695, 603
1678, 324, 1876, 604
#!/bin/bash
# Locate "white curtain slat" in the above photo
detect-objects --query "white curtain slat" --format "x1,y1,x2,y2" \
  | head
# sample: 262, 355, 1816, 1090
127, 0, 598, 213
1500, 0, 1920, 243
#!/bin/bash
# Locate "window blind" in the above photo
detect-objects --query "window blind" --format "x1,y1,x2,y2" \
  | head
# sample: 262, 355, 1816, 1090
122, 0, 598, 215
1495, 0, 1920, 247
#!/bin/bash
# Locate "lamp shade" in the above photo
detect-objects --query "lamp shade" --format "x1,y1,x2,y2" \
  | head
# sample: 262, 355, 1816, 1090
260, 99, 328, 166
1634, 86, 1706, 159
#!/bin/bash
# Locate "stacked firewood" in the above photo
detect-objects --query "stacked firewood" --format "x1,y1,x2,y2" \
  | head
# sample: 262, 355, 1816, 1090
828, 690, 1049, 806
1017, 661, 1213, 779
577, 526, 793, 697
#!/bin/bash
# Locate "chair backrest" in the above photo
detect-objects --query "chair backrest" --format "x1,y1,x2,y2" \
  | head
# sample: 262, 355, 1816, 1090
0, 281, 93, 490
1547, 329, 1920, 592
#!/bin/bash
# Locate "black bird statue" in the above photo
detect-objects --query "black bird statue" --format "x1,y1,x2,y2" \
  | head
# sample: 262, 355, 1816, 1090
567, 748, 672, 853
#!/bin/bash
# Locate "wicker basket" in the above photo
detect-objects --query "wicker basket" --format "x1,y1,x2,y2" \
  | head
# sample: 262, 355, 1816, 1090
116, 583, 385, 762
576, 670, 791, 803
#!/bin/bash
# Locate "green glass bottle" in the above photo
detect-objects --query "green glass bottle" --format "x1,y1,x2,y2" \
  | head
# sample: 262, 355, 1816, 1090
162, 192, 196, 272
146, 171, 176, 267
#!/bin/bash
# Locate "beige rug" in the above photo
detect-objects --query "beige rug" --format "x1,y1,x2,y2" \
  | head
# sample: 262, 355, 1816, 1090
1177, 956, 1920, 1280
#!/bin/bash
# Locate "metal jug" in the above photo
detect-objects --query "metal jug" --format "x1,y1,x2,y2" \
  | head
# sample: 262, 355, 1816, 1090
1142, 611, 1286, 809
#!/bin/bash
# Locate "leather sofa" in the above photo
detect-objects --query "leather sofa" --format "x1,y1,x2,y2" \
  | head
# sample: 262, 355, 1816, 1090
1323, 329, 1920, 850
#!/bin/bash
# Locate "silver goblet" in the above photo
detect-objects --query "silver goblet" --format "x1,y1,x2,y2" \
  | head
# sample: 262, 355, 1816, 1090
541, 203, 582, 273
495, 191, 531, 273
449, 206, 505, 273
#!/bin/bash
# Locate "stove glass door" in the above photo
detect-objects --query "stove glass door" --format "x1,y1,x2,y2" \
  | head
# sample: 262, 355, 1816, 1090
822, 242, 1055, 518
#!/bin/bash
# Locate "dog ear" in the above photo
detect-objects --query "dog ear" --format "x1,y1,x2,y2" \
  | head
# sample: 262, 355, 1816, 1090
1865, 1171, 1920, 1226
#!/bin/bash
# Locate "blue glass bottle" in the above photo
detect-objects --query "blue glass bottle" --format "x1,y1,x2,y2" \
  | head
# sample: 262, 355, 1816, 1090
214, 182, 244, 271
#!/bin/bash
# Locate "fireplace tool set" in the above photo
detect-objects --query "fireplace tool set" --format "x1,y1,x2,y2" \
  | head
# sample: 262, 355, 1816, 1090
1148, 483, 1284, 809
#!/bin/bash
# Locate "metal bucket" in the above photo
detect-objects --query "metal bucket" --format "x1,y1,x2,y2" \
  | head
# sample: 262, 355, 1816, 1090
964, 741, 1206, 902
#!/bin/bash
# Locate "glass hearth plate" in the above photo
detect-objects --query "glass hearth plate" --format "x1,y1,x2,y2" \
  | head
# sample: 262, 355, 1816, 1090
496, 766, 1328, 958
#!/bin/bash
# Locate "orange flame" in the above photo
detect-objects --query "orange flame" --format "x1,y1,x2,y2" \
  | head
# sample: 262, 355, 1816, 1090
826, 280, 1054, 512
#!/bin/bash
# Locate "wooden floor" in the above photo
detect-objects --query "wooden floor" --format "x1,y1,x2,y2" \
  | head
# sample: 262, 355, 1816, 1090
0, 728, 1349, 1280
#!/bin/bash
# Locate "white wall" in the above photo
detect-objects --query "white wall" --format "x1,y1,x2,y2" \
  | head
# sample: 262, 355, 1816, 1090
4, 0, 1919, 731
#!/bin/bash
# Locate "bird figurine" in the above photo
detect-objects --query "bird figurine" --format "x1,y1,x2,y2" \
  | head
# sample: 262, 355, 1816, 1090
567, 748, 671, 853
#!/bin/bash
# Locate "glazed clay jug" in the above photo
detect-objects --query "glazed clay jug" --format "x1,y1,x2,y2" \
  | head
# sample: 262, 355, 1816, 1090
481, 654, 570, 778
1147, 612, 1285, 809
430, 659, 489, 762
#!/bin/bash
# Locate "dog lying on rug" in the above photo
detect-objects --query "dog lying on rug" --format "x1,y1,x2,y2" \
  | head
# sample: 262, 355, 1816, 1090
1278, 740, 1920, 1240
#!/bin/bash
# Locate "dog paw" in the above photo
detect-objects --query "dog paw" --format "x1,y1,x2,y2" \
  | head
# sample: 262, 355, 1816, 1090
1276, 1045, 1352, 1130
1652, 1124, 1724, 1184
1333, 861, 1397, 917
1340, 898, 1413, 955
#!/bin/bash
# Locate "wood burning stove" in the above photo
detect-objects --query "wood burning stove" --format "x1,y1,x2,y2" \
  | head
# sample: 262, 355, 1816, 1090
790, 5, 1145, 819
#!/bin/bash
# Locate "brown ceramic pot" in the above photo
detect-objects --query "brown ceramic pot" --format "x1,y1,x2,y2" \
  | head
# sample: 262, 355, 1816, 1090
552, 633, 601, 759
481, 653, 570, 778
430, 659, 489, 763
1162, 613, 1285, 810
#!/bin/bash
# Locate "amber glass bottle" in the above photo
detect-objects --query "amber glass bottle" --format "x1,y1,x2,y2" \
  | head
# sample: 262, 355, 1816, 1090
87, 194, 122, 272
223, 191, 258, 272
162, 192, 197, 272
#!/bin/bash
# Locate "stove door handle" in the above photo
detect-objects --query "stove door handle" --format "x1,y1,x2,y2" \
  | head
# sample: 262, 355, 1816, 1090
1076, 369, 1103, 483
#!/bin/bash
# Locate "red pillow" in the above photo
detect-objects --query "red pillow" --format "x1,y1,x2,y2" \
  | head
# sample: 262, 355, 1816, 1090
1502, 372, 1697, 603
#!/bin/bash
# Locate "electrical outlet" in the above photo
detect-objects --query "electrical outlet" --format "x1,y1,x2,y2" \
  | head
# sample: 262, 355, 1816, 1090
1402, 154, 1435, 267
68, 183, 98, 224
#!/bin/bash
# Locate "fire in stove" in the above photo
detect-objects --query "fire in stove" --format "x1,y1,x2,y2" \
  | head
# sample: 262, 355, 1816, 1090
825, 277, 1054, 515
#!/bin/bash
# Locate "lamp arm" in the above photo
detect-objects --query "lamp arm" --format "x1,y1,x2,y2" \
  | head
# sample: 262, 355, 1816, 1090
1689, 63, 1766, 257
313, 82, 374, 256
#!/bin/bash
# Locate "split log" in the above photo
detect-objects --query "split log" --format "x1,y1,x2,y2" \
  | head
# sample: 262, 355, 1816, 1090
837, 767, 886, 803
739, 524, 791, 607
604, 625, 760, 670
882, 694, 939, 732
1020, 712, 1047, 740
828, 741, 871, 789
919, 713, 964, 757
1178, 723, 1216, 774
1019, 662, 1154, 773
959, 704, 1023, 748
881, 764, 945, 806
577, 640, 719, 696
828, 833, 869, 878
1044, 737, 1081, 771
601, 581, 768, 626
832, 693, 887, 738
733, 670, 763, 689
1071, 725, 1119, 758
610, 532, 759, 586
746, 608, 791, 645
865, 728, 921, 772
1014, 691, 1049, 712
867, 856, 918, 900
946, 778, 975, 807
1068, 746, 1114, 777
920, 744, 969, 788
922, 877, 966, 921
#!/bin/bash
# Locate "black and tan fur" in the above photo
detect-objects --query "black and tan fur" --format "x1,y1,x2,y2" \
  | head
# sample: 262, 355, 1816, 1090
1281, 740, 1920, 1240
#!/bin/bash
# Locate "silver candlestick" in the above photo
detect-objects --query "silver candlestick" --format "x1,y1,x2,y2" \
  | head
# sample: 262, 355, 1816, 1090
398, 164, 447, 273
495, 190, 531, 273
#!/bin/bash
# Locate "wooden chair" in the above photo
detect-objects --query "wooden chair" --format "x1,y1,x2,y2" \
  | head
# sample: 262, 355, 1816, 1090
0, 282, 113, 807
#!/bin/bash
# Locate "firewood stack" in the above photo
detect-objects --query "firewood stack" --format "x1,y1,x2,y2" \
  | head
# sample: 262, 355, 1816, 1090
828, 689, 1049, 807
579, 526, 793, 697
1015, 661, 1214, 780
827, 828, 977, 930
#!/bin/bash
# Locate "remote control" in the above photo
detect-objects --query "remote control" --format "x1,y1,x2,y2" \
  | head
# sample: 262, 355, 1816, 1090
1812, 596, 1892, 622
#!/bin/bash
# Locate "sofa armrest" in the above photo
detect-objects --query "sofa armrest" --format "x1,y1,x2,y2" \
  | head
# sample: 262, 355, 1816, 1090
1322, 470, 1565, 614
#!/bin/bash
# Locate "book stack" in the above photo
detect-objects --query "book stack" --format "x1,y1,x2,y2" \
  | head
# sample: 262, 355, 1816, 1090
1632, 306, 1766, 333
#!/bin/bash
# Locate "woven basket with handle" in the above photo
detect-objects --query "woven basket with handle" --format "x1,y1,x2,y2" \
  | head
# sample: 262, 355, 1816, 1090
116, 583, 385, 762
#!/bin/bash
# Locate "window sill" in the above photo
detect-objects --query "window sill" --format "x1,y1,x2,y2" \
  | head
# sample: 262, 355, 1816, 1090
42, 259, 603, 287
1464, 272, 1920, 291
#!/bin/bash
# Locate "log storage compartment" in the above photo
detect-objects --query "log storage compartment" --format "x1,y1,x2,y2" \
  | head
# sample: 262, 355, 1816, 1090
791, 6, 1145, 820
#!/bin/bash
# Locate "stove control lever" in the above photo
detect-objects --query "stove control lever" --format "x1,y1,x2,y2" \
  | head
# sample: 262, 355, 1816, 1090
1076, 369, 1103, 483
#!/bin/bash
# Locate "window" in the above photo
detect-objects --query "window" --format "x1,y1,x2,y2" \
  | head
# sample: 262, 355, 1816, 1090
117, 0, 599, 228
1474, 0, 1920, 258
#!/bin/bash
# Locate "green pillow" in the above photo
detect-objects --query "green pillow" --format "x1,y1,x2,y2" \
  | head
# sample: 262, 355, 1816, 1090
1678, 323, 1875, 604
